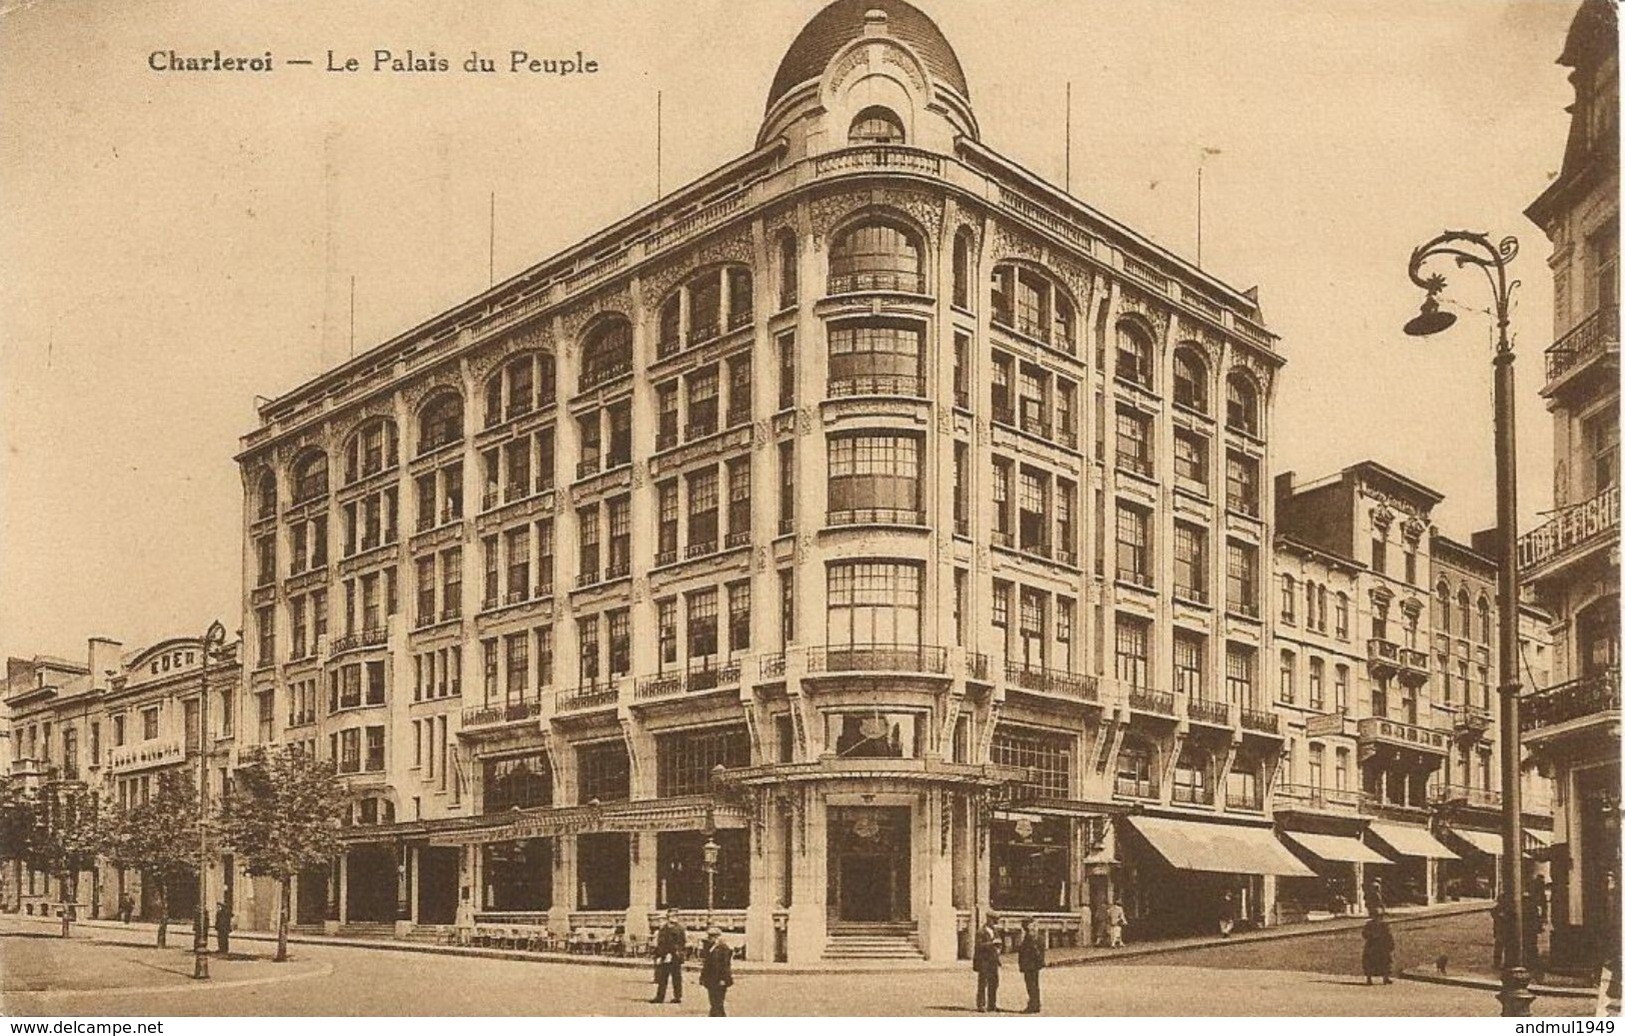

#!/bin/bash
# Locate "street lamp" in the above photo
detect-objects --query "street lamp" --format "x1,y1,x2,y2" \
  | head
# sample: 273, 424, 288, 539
1404, 230, 1533, 1017
703, 763, 727, 927
193, 619, 228, 981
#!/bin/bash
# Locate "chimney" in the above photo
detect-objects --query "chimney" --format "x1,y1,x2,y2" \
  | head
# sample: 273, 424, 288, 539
87, 637, 123, 691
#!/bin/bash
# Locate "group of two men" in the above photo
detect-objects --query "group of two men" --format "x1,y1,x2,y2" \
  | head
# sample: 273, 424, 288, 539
973, 915, 1047, 1014
650, 910, 734, 1016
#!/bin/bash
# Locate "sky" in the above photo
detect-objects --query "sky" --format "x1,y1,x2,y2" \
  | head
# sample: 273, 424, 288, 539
0, 0, 1583, 663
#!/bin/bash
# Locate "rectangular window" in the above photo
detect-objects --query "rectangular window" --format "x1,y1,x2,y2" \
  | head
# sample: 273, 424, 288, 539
656, 726, 749, 797
1226, 540, 1258, 617
1225, 644, 1256, 708
686, 367, 719, 439
727, 354, 752, 426
658, 598, 678, 670
687, 588, 719, 660
656, 381, 679, 450
1226, 451, 1259, 516
687, 468, 719, 554
1018, 467, 1049, 555
1114, 614, 1150, 690
728, 581, 752, 654
1174, 428, 1208, 492
1173, 522, 1207, 602
992, 578, 1011, 630
656, 480, 679, 564
1115, 407, 1152, 477
338, 728, 361, 773
777, 441, 795, 534
607, 403, 632, 468
777, 331, 796, 410
829, 435, 922, 526
535, 627, 553, 689
991, 459, 1012, 545
1055, 477, 1076, 564
578, 616, 601, 684
482, 535, 500, 609
1115, 504, 1151, 587
1017, 587, 1046, 668
779, 570, 795, 646
482, 638, 498, 700
1279, 650, 1296, 703
607, 609, 631, 677
365, 726, 385, 771
506, 633, 530, 697
990, 727, 1073, 799
1309, 657, 1325, 710
577, 740, 631, 803
1174, 629, 1205, 697
607, 495, 631, 578
726, 458, 752, 546
506, 527, 531, 603
578, 505, 600, 583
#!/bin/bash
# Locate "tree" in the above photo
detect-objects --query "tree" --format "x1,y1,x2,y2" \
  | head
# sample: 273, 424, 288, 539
218, 746, 346, 962
0, 781, 40, 912
28, 781, 106, 937
105, 772, 205, 947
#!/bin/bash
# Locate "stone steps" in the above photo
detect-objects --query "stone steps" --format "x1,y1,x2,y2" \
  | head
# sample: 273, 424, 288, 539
824, 923, 924, 961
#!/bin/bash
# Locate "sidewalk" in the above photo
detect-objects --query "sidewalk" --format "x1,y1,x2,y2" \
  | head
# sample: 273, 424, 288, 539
4, 899, 1491, 976
1398, 966, 1608, 1005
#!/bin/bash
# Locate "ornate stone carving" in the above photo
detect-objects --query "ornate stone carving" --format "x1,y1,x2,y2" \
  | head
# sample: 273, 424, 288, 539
631, 462, 647, 490
809, 189, 941, 243
1371, 503, 1396, 531
1116, 287, 1171, 341
632, 576, 649, 604
797, 405, 816, 435
755, 546, 768, 573
991, 224, 1044, 264
639, 233, 754, 309
400, 364, 466, 410
1401, 516, 1427, 544
468, 321, 555, 385
560, 287, 633, 349
878, 46, 927, 94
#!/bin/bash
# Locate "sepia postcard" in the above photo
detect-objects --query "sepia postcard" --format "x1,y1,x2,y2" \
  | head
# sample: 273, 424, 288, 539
0, 0, 1619, 1020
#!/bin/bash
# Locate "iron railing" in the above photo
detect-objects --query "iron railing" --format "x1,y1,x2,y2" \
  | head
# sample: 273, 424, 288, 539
806, 643, 948, 675
1522, 668, 1620, 733
1004, 661, 1099, 702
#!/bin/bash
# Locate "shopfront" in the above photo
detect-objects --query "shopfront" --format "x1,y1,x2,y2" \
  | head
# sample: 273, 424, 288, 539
990, 814, 1071, 912
1120, 814, 1312, 939
482, 837, 552, 912
827, 805, 911, 923
1278, 829, 1387, 917
1363, 821, 1458, 906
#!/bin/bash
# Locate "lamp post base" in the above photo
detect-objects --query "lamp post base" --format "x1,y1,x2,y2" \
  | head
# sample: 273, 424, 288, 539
1498, 966, 1535, 1017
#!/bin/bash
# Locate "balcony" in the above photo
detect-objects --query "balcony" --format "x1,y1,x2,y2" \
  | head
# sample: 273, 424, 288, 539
827, 271, 925, 296
685, 419, 717, 441
1004, 661, 1099, 702
1517, 485, 1619, 578
1129, 688, 1176, 717
685, 540, 717, 559
557, 681, 620, 713
806, 643, 948, 676
1397, 647, 1430, 684
758, 653, 786, 679
634, 661, 743, 702
1356, 716, 1448, 755
828, 507, 927, 529
967, 653, 991, 682
724, 530, 751, 549
605, 557, 631, 581
576, 456, 601, 480
1275, 783, 1364, 812
1522, 668, 1620, 736
726, 404, 752, 429
827, 374, 926, 399
992, 402, 1015, 427
461, 699, 543, 730
1452, 705, 1493, 740
655, 430, 679, 452
1240, 708, 1281, 736
1187, 697, 1230, 727
1427, 783, 1502, 810
1544, 306, 1618, 386
1367, 637, 1402, 676
579, 358, 632, 393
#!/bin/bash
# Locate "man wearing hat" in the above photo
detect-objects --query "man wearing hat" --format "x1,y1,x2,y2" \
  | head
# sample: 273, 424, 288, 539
650, 909, 687, 1004
973, 913, 1002, 1012
699, 925, 734, 1017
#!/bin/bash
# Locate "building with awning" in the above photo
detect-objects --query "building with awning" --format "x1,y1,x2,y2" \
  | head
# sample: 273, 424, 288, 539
1281, 830, 1389, 865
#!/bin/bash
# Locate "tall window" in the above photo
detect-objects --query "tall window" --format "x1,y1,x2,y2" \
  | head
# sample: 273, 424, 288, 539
1114, 614, 1150, 690
1308, 657, 1325, 710
687, 589, 719, 660
1174, 629, 1205, 697
578, 506, 599, 583
1116, 408, 1152, 476
1226, 451, 1259, 516
1173, 347, 1208, 411
418, 392, 464, 455
658, 598, 678, 670
1174, 428, 1208, 492
827, 322, 924, 397
1115, 321, 1153, 388
828, 434, 921, 525
1226, 372, 1260, 436
292, 450, 328, 503
728, 581, 751, 654
579, 317, 633, 391
952, 228, 974, 310
777, 331, 797, 409
577, 740, 631, 803
778, 441, 795, 533
725, 459, 751, 546
1279, 650, 1296, 703
687, 469, 718, 553
1173, 522, 1207, 602
828, 220, 923, 294
777, 233, 798, 309
1225, 644, 1256, 708
607, 496, 631, 577
826, 561, 922, 647
1335, 593, 1349, 638
1115, 504, 1151, 587
657, 480, 678, 564
1226, 540, 1258, 616
1281, 574, 1297, 623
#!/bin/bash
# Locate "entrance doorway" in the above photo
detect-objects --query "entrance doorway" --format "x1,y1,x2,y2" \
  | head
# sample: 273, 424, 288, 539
346, 845, 398, 923
416, 846, 460, 925
827, 806, 911, 923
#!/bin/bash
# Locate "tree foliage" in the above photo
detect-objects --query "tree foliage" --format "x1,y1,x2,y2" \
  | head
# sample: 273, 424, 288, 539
104, 771, 206, 945
218, 746, 346, 960
23, 781, 107, 936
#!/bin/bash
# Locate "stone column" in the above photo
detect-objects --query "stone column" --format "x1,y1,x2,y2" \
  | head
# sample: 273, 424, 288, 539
330, 853, 346, 933
627, 831, 658, 945
921, 788, 958, 961
786, 789, 827, 963
549, 834, 575, 935
1261, 874, 1278, 927
745, 793, 778, 964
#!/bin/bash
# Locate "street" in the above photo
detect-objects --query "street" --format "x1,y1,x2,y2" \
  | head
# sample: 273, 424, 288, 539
0, 914, 1589, 1017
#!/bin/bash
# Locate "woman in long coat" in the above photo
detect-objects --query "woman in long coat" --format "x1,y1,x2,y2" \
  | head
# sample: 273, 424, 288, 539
1362, 911, 1395, 984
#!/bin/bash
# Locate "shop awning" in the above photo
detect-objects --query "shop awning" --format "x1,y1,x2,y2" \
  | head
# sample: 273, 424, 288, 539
1524, 828, 1554, 848
1281, 831, 1390, 865
1366, 821, 1460, 860
1126, 816, 1314, 877
1450, 828, 1504, 856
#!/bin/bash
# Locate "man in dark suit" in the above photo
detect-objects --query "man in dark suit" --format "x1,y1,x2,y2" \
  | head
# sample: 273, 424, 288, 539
650, 909, 687, 1004
215, 900, 232, 955
1017, 917, 1046, 1013
973, 914, 1002, 1012
699, 926, 734, 1017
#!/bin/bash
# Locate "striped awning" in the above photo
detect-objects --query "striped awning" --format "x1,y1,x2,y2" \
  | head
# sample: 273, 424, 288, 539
1450, 827, 1504, 856
1281, 830, 1390, 865
1366, 821, 1460, 860
1126, 816, 1314, 877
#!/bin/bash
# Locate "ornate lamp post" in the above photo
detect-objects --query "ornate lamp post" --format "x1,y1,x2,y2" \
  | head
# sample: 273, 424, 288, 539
193, 619, 228, 981
703, 762, 727, 927
1403, 230, 1533, 1016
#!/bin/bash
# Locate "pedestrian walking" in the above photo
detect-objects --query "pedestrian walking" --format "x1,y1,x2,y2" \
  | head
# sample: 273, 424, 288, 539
1362, 910, 1395, 984
118, 893, 133, 924
1364, 875, 1386, 915
1106, 901, 1127, 948
650, 909, 687, 1004
215, 900, 231, 955
698, 926, 733, 1017
1218, 890, 1237, 937
1491, 897, 1511, 969
1017, 918, 1045, 1014
973, 914, 1002, 1012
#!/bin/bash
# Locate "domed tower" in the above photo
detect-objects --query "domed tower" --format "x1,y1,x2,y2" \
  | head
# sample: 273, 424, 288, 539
758, 0, 978, 157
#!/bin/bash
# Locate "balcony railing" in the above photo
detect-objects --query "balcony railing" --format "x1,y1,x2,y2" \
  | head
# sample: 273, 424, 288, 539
1427, 783, 1503, 809
806, 643, 948, 675
579, 358, 632, 392
992, 402, 1015, 427
726, 405, 752, 428
685, 419, 717, 440
1129, 688, 1176, 716
1357, 716, 1448, 754
1240, 708, 1281, 735
967, 653, 990, 682
724, 530, 751, 549
685, 540, 717, 559
827, 271, 926, 295
1368, 637, 1402, 671
827, 374, 926, 399
1452, 705, 1493, 738
1225, 790, 1263, 811
759, 653, 786, 679
1522, 668, 1621, 734
557, 681, 620, 713
1274, 783, 1365, 811
461, 699, 543, 729
1545, 306, 1618, 383
1187, 698, 1230, 726
1114, 777, 1158, 800
1004, 661, 1099, 702
655, 429, 679, 452
636, 660, 744, 701
827, 507, 927, 528
576, 456, 601, 480
1517, 485, 1619, 574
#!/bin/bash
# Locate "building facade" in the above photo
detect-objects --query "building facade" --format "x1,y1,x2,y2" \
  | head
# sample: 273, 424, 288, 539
1521, 0, 1621, 973
234, 0, 1305, 963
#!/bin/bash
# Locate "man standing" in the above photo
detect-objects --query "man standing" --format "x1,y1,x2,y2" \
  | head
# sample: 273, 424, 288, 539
1017, 917, 1045, 1014
650, 909, 687, 1004
699, 926, 733, 1017
1106, 901, 1127, 948
973, 914, 1002, 1012
215, 900, 231, 956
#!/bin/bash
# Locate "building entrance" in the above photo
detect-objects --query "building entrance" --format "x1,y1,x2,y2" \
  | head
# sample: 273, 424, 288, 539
827, 806, 911, 923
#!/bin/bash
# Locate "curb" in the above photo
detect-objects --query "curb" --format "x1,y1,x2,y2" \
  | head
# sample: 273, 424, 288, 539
1398, 968, 1601, 1002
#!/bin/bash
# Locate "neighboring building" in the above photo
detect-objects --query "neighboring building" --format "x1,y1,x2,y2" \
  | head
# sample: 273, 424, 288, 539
1270, 462, 1554, 917
1, 636, 241, 923
233, 0, 1296, 962
1521, 0, 1620, 974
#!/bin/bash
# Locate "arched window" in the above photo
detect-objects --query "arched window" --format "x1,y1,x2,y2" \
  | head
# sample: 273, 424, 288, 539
485, 352, 553, 427
418, 392, 463, 455
344, 419, 398, 483
1436, 582, 1452, 631
777, 232, 798, 309
1477, 597, 1492, 643
657, 266, 753, 360
291, 450, 328, 504
848, 106, 904, 145
256, 471, 277, 520
828, 219, 924, 295
579, 317, 633, 391
1226, 372, 1260, 435
1173, 346, 1208, 412
1457, 589, 1471, 637
990, 263, 1075, 352
1115, 320, 1153, 389
1281, 574, 1297, 623
952, 228, 974, 310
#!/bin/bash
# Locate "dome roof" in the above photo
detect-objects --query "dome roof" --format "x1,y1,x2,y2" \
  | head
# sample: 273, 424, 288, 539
766, 0, 969, 112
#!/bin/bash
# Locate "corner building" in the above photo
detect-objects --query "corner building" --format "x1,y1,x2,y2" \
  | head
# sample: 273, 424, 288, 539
234, 0, 1290, 962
